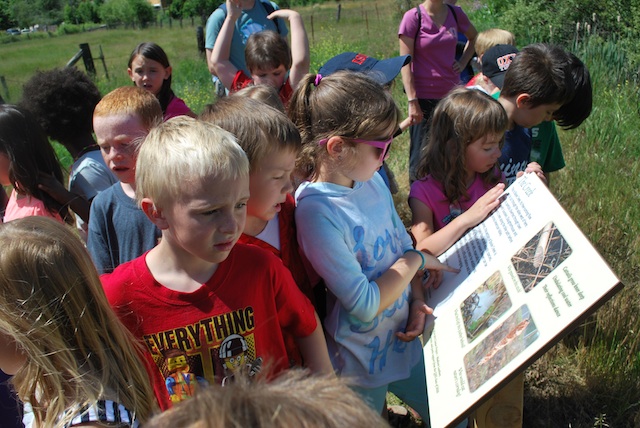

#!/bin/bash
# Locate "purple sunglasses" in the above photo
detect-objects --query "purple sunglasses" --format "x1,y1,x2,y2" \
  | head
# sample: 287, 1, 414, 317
318, 137, 393, 163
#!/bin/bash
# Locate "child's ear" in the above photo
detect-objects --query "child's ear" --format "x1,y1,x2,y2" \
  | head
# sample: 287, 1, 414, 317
141, 198, 169, 230
325, 136, 346, 160
127, 68, 134, 81
515, 93, 533, 109
164, 65, 172, 80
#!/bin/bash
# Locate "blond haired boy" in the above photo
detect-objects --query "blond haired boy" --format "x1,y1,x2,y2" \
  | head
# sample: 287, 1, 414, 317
101, 117, 332, 411
87, 86, 162, 273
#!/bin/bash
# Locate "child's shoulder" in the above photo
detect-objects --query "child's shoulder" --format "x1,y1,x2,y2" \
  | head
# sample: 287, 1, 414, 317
100, 254, 148, 299
102, 253, 146, 279
230, 242, 280, 266
409, 174, 444, 197
91, 183, 138, 213
90, 182, 120, 206
165, 96, 195, 120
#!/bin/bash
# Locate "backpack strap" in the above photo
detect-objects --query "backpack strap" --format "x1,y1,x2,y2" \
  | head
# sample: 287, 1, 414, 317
259, 0, 281, 34
414, 4, 457, 40
217, 0, 282, 34
447, 4, 458, 26
414, 6, 421, 40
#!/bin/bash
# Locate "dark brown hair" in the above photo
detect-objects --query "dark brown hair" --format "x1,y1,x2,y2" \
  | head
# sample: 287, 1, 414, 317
0, 105, 72, 222
501, 43, 574, 107
245, 30, 292, 73
128, 42, 174, 116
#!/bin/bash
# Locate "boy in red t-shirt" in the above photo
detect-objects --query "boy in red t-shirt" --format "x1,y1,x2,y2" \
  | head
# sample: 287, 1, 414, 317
101, 117, 332, 410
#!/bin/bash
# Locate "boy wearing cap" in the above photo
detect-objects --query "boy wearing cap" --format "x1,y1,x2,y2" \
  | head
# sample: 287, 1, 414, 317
494, 44, 574, 185
469, 44, 570, 186
467, 43, 518, 99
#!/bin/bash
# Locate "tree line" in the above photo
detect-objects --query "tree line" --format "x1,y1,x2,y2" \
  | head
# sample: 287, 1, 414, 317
0, 0, 326, 30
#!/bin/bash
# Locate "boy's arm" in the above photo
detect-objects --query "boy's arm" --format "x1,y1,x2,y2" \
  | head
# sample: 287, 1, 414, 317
295, 312, 334, 375
519, 162, 548, 186
268, 9, 309, 90
211, 0, 241, 90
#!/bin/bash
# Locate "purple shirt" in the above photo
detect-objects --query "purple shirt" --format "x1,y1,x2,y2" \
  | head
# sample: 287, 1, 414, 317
398, 4, 471, 99
409, 173, 494, 231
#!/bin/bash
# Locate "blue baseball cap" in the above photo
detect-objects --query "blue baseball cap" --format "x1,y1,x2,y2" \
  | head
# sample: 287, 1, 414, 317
318, 52, 411, 86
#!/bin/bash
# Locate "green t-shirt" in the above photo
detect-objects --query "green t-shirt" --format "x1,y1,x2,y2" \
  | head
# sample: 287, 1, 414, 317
529, 120, 565, 173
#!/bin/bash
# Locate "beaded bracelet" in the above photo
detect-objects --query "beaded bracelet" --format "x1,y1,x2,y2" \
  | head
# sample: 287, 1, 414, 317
404, 249, 425, 270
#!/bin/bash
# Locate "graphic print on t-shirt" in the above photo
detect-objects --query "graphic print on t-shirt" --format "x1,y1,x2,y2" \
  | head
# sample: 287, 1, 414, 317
141, 306, 263, 403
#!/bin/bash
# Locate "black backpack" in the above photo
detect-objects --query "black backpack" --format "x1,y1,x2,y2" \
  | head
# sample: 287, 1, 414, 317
217, 0, 282, 34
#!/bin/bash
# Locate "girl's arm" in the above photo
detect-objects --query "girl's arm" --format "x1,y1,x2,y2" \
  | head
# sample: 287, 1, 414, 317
398, 116, 413, 133
38, 172, 90, 222
410, 183, 505, 257
399, 35, 423, 126
211, 0, 241, 90
268, 9, 309, 90
296, 203, 455, 323
396, 271, 433, 342
373, 250, 454, 315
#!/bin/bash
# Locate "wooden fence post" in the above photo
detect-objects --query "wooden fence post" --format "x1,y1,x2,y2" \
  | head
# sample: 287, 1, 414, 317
336, 4, 341, 22
99, 45, 110, 80
79, 43, 96, 76
0, 76, 9, 102
197, 26, 205, 55
365, 11, 369, 36
311, 14, 314, 43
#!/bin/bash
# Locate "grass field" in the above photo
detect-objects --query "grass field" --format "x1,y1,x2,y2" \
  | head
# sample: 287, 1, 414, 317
1, 1, 639, 425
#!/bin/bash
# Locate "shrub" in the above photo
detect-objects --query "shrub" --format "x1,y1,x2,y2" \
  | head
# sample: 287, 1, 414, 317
99, 0, 154, 27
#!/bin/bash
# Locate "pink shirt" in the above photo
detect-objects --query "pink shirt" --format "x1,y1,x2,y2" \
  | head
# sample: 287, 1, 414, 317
409, 173, 493, 231
164, 96, 195, 121
398, 4, 471, 99
3, 189, 63, 223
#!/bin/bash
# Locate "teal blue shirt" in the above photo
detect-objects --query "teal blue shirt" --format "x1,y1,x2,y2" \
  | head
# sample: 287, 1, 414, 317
205, 1, 288, 75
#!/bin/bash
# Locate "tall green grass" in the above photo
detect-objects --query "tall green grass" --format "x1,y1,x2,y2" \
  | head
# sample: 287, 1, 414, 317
1, 1, 638, 425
